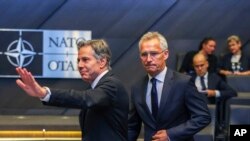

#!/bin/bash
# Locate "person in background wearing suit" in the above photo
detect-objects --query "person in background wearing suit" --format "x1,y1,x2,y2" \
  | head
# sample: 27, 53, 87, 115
191, 53, 237, 136
128, 32, 211, 141
16, 39, 129, 141
191, 53, 237, 104
179, 37, 218, 75
219, 35, 250, 76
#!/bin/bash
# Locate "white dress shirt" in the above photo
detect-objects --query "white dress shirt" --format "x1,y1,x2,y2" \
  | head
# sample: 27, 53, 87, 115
146, 67, 167, 113
195, 72, 220, 97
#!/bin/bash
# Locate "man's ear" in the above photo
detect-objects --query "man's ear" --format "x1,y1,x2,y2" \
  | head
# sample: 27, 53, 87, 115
206, 61, 209, 68
99, 57, 107, 69
163, 50, 169, 60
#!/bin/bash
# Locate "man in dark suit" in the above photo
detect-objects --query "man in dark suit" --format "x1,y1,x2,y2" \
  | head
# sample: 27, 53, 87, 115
191, 53, 237, 104
128, 32, 211, 141
16, 39, 129, 141
191, 53, 237, 137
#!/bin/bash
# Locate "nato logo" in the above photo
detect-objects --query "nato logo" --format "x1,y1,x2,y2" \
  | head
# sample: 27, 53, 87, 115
0, 29, 91, 78
0, 30, 43, 76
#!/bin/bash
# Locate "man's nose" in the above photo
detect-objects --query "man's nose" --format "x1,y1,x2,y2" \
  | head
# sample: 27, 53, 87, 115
146, 54, 153, 61
197, 66, 202, 70
78, 61, 84, 67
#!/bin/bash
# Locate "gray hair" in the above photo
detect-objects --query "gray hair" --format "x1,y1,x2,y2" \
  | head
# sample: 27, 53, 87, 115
139, 32, 168, 50
77, 39, 112, 70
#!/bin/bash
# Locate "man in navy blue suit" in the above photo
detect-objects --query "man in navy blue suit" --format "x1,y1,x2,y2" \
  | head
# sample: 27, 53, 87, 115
191, 53, 237, 137
192, 53, 237, 104
128, 32, 211, 141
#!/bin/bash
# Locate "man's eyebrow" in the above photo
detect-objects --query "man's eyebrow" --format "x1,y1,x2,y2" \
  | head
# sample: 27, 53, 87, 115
194, 64, 205, 66
79, 56, 89, 59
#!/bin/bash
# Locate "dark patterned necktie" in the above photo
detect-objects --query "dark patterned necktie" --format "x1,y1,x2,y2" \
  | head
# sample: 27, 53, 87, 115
150, 78, 158, 118
200, 76, 206, 90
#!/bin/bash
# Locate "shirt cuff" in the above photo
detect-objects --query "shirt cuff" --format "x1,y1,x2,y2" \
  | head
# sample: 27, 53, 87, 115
215, 90, 221, 97
40, 87, 51, 102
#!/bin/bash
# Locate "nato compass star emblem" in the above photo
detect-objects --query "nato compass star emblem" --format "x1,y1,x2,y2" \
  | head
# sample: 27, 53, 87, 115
4, 31, 36, 67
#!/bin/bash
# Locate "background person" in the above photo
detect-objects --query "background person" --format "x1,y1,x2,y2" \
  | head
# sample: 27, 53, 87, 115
191, 53, 237, 104
191, 53, 237, 137
219, 35, 250, 76
179, 37, 218, 75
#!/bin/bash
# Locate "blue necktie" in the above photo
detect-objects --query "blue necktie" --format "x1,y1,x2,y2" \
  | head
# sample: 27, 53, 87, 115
200, 76, 206, 90
151, 78, 158, 118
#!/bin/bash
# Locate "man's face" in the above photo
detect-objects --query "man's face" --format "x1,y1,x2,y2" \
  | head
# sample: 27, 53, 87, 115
228, 40, 241, 54
139, 38, 168, 77
193, 56, 209, 76
77, 46, 102, 83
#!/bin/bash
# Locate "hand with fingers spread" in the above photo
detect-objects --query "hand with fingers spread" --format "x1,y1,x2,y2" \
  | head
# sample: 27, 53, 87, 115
16, 67, 47, 99
152, 130, 169, 141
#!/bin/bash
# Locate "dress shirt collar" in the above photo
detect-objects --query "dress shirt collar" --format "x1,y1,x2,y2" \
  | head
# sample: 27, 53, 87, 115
148, 66, 167, 82
91, 70, 109, 89
231, 53, 241, 63
201, 72, 208, 80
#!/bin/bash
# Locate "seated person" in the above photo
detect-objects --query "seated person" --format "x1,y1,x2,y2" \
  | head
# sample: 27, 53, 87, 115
219, 35, 250, 76
179, 37, 218, 75
191, 53, 237, 104
192, 53, 237, 134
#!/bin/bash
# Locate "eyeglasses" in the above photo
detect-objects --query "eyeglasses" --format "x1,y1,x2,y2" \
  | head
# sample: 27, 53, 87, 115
140, 50, 166, 59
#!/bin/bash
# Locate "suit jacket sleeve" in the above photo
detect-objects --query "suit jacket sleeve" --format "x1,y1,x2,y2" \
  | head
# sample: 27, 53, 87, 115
128, 88, 142, 141
43, 77, 118, 109
167, 81, 211, 140
213, 75, 237, 100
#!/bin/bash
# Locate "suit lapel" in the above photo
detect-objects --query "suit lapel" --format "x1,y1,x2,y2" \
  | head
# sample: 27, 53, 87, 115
207, 73, 212, 89
136, 76, 156, 128
158, 69, 174, 117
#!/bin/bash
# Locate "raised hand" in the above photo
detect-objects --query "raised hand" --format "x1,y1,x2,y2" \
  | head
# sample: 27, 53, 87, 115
16, 67, 46, 99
